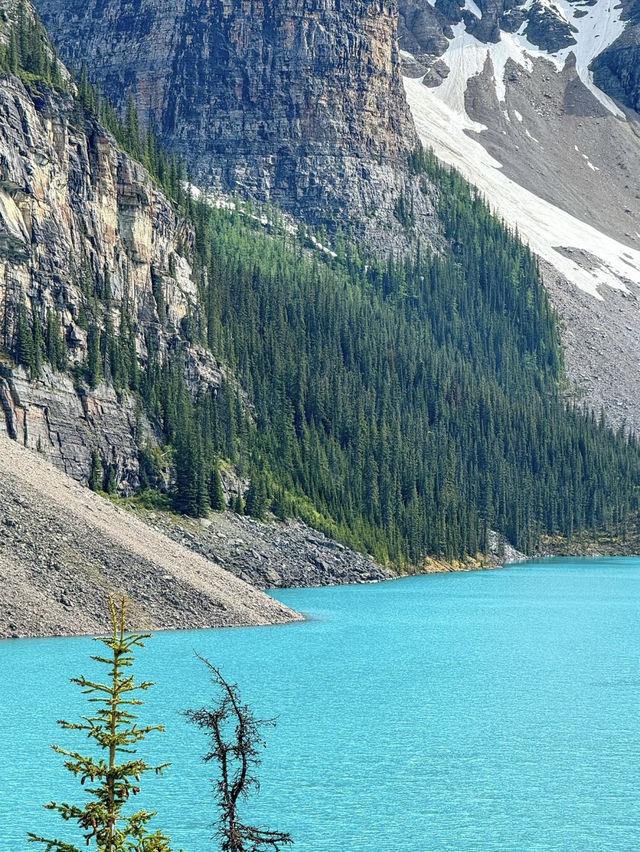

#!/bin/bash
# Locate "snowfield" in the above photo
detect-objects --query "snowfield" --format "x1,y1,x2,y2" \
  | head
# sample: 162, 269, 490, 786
403, 0, 640, 300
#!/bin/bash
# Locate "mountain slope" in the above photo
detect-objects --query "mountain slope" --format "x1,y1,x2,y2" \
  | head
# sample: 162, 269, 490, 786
400, 0, 640, 432
0, 2, 219, 489
34, 0, 640, 435
0, 436, 300, 638
3, 0, 640, 573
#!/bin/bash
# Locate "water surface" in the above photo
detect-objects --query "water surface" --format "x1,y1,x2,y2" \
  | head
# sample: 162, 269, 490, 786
2, 557, 640, 851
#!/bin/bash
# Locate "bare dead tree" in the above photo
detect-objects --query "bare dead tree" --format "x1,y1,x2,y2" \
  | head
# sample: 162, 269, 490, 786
185, 654, 293, 852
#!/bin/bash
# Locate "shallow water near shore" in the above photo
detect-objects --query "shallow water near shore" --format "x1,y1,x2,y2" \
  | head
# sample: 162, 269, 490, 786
3, 557, 640, 851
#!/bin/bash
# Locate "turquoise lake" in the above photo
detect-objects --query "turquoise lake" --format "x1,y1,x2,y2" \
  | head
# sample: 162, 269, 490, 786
2, 557, 640, 851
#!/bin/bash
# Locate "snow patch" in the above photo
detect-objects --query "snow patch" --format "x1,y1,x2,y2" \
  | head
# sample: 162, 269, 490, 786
435, 24, 548, 109
551, 0, 627, 117
464, 0, 482, 18
404, 76, 640, 300
433, 0, 627, 117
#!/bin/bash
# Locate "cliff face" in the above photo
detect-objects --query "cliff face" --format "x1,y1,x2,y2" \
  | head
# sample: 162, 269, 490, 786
35, 0, 435, 244
592, 1, 640, 113
0, 70, 221, 488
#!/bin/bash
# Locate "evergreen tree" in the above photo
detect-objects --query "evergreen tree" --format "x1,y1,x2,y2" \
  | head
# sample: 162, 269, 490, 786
45, 309, 67, 370
87, 324, 102, 387
89, 450, 103, 493
173, 424, 207, 517
105, 464, 117, 494
29, 598, 174, 852
244, 475, 268, 521
14, 301, 35, 376
209, 462, 226, 511
232, 493, 244, 516
9, 29, 19, 75
32, 304, 43, 376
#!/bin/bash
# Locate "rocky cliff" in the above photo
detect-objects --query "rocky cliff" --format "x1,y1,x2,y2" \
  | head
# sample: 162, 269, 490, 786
399, 0, 640, 116
35, 0, 437, 247
0, 37, 224, 488
592, 0, 640, 113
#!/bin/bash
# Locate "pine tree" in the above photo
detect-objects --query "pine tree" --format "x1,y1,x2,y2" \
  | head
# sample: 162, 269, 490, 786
87, 324, 102, 387
14, 301, 35, 376
46, 309, 67, 370
105, 464, 117, 494
173, 424, 207, 517
8, 29, 19, 75
209, 462, 226, 511
89, 450, 103, 492
32, 304, 44, 377
232, 493, 244, 516
29, 598, 174, 852
244, 475, 268, 521
270, 488, 288, 522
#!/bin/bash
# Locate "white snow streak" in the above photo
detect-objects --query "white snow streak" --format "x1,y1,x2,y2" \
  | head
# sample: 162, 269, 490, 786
552, 0, 627, 117
404, 76, 640, 300
434, 0, 627, 117
464, 0, 482, 18
402, 0, 635, 299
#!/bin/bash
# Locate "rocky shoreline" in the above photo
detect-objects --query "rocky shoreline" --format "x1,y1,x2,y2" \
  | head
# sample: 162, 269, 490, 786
0, 430, 547, 641
137, 509, 394, 590
0, 433, 526, 641
0, 437, 300, 639
6, 434, 633, 642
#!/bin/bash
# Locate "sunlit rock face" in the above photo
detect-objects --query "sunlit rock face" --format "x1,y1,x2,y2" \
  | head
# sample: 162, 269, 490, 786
0, 69, 221, 488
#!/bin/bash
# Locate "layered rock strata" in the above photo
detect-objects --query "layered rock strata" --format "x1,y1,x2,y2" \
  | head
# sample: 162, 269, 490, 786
35, 0, 438, 247
0, 67, 221, 487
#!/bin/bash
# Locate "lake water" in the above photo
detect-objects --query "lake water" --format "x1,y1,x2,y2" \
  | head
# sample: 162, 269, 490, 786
2, 558, 640, 851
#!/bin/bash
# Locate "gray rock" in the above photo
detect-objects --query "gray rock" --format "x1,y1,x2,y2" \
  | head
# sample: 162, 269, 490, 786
144, 510, 394, 590
0, 57, 224, 489
35, 0, 438, 252
524, 0, 577, 52
0, 435, 300, 638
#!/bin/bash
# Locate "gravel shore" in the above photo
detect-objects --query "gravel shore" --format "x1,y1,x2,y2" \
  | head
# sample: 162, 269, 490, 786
0, 438, 301, 639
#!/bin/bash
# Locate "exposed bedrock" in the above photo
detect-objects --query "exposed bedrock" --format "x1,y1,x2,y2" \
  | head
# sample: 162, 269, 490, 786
0, 70, 223, 488
35, 0, 438, 248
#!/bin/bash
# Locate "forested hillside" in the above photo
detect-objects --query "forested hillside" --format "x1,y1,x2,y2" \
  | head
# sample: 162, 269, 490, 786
3, 5, 640, 568
162, 160, 640, 564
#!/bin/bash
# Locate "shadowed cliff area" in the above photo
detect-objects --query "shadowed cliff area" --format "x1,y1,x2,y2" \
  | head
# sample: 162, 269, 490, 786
34, 0, 438, 250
